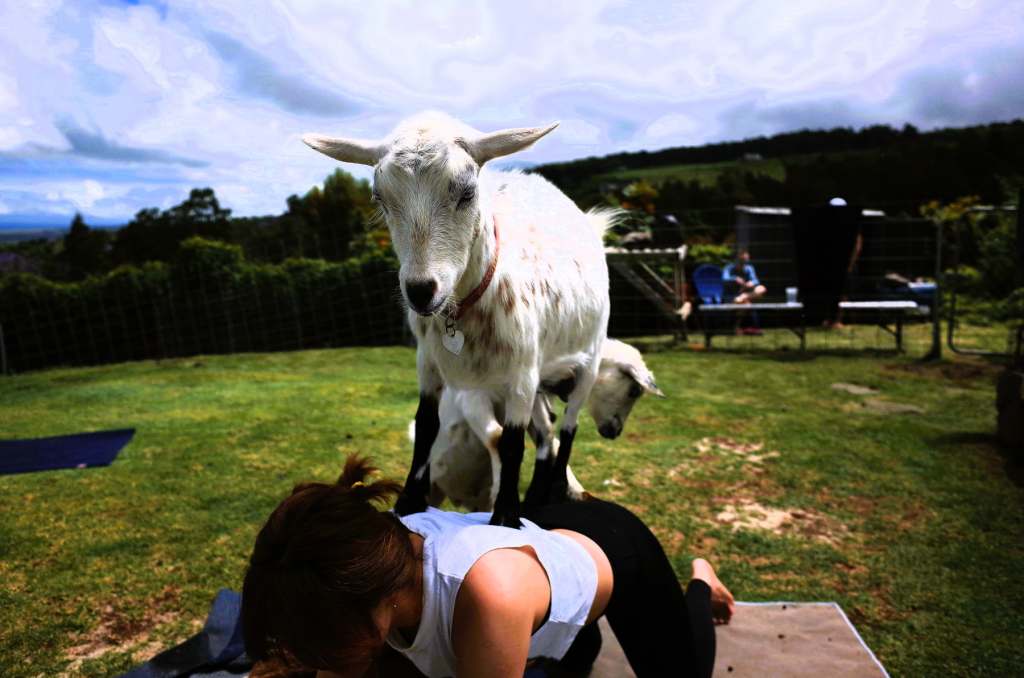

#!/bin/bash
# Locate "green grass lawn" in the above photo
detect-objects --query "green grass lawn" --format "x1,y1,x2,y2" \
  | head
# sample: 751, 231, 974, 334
2, 345, 1022, 676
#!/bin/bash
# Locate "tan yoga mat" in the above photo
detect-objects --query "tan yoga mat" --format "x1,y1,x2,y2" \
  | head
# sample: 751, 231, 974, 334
591, 602, 889, 678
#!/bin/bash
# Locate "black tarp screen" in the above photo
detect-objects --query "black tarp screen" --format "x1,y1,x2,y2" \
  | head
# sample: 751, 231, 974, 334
792, 205, 862, 325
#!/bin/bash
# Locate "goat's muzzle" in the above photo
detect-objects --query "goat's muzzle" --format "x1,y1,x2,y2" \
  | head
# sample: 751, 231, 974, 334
405, 278, 441, 315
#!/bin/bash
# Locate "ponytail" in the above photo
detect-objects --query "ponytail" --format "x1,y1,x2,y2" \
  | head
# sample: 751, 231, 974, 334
242, 456, 416, 672
333, 454, 403, 505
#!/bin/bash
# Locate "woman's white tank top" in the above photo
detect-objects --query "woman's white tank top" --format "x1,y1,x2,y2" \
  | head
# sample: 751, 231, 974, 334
386, 508, 599, 678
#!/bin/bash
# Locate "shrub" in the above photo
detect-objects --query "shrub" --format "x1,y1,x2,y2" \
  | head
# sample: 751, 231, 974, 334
686, 243, 734, 268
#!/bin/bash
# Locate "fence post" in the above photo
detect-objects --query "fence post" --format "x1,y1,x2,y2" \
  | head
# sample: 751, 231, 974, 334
1017, 187, 1023, 288
924, 217, 943, 361
0, 322, 7, 375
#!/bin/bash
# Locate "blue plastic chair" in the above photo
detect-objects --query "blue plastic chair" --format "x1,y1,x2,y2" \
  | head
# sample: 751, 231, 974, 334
692, 264, 724, 305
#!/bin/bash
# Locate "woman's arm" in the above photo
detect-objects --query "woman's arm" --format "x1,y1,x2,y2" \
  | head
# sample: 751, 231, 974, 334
451, 547, 551, 678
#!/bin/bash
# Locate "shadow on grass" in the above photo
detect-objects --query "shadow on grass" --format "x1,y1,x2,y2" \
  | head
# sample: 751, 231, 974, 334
930, 430, 1024, 490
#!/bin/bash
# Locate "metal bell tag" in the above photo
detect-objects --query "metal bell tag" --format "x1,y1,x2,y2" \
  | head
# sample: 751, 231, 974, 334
442, 316, 465, 355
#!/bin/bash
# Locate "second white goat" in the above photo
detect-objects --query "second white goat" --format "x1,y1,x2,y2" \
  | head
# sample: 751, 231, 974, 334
427, 339, 664, 512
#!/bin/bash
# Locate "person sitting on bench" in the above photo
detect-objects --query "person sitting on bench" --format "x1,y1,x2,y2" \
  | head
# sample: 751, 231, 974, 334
723, 249, 766, 334
723, 249, 766, 304
240, 455, 735, 678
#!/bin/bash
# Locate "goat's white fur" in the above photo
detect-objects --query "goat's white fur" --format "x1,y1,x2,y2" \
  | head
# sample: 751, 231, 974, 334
305, 112, 613, 524
425, 339, 664, 511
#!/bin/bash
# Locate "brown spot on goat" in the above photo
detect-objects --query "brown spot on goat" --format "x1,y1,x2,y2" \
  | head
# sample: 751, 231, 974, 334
498, 276, 516, 314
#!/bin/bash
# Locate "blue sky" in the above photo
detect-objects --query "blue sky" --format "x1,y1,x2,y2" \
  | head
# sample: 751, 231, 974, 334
1, 0, 1022, 229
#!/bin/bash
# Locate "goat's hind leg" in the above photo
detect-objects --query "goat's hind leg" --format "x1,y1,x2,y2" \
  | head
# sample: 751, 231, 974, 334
524, 393, 558, 509
459, 390, 504, 510
549, 365, 598, 504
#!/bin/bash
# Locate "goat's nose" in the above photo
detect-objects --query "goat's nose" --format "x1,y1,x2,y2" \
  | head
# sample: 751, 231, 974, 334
405, 278, 438, 313
598, 421, 622, 439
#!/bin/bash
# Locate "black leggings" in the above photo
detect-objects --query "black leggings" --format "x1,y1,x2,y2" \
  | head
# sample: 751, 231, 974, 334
523, 499, 715, 678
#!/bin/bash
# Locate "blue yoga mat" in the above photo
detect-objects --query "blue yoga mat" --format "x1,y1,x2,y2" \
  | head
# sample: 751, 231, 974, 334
0, 428, 134, 476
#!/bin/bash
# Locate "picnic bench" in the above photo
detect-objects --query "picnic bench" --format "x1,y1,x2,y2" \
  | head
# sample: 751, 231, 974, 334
698, 300, 925, 350
700, 302, 807, 349
692, 263, 927, 350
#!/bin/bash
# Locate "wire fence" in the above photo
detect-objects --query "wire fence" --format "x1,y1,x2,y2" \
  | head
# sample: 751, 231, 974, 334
0, 264, 410, 374
0, 203, 1017, 374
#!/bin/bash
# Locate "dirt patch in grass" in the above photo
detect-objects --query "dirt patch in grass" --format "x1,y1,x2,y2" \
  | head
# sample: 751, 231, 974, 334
713, 499, 848, 544
883, 359, 1000, 384
832, 382, 879, 395
61, 586, 186, 675
841, 398, 926, 415
695, 437, 781, 465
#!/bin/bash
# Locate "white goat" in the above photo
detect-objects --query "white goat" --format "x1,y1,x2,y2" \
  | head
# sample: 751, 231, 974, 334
427, 339, 664, 512
304, 112, 610, 527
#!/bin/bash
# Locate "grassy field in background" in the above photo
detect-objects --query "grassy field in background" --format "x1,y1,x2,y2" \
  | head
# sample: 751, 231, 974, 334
593, 157, 786, 187
1, 343, 1022, 676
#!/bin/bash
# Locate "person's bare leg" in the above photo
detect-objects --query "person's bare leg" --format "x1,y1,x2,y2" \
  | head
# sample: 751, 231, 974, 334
691, 558, 735, 625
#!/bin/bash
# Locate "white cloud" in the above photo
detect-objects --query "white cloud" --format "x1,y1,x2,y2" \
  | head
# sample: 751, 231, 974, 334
0, 0, 1021, 226
645, 114, 700, 142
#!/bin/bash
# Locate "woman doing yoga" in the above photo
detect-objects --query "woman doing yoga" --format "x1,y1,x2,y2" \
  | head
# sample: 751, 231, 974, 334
241, 456, 734, 678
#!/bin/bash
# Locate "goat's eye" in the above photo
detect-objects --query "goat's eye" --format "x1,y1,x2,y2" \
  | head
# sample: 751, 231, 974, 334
372, 191, 387, 210
628, 383, 643, 399
456, 186, 476, 209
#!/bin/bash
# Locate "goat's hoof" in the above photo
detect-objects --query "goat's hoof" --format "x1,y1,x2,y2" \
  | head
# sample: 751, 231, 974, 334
394, 491, 427, 517
489, 507, 523, 529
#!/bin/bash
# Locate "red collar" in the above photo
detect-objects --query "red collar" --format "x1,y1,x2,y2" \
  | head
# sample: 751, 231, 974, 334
452, 216, 499, 321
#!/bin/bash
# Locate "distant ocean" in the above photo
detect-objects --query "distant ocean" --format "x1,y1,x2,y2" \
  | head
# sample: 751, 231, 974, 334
0, 216, 124, 242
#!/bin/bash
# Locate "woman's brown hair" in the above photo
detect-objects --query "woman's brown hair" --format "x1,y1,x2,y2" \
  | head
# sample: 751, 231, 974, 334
241, 455, 417, 672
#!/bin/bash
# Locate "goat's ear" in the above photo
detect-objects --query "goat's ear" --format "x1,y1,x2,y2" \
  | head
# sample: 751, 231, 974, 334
467, 122, 559, 165
302, 133, 385, 166
626, 365, 666, 398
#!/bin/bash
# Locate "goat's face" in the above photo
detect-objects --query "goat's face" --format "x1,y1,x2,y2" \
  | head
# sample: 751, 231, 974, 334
588, 340, 664, 439
373, 140, 480, 314
302, 112, 558, 315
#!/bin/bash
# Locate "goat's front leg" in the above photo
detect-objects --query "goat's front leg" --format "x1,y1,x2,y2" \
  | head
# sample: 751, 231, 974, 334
490, 369, 538, 528
395, 347, 443, 516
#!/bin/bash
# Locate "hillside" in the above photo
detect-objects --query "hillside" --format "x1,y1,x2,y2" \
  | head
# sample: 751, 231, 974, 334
535, 120, 1024, 211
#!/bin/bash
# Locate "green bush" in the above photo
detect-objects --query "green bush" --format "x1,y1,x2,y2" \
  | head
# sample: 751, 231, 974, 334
976, 215, 1018, 297
686, 243, 734, 268
945, 265, 983, 295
